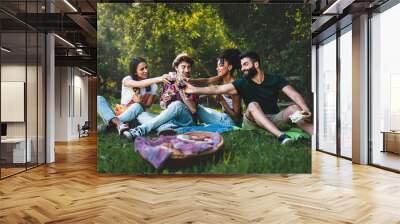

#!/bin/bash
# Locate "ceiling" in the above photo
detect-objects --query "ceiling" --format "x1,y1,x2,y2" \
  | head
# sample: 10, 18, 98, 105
1, 0, 393, 74
1, 0, 99, 74
310, 0, 390, 42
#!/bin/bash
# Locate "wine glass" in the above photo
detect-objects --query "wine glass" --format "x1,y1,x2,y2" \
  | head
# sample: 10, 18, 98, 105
168, 72, 177, 83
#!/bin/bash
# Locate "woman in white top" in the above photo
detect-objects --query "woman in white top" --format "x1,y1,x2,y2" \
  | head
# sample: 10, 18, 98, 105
97, 57, 169, 135
188, 49, 242, 126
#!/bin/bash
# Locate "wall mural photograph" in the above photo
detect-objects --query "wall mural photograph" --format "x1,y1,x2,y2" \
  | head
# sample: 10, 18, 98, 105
97, 3, 312, 174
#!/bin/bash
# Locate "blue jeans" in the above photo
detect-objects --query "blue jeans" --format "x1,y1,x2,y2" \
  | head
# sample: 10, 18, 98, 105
137, 101, 194, 135
197, 104, 235, 126
97, 95, 149, 125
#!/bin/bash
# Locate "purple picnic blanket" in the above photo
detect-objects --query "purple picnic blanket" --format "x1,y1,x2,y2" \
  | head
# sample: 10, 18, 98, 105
133, 133, 221, 169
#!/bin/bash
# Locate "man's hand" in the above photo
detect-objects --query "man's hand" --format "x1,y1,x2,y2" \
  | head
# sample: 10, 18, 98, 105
302, 110, 312, 118
282, 85, 312, 120
161, 94, 172, 103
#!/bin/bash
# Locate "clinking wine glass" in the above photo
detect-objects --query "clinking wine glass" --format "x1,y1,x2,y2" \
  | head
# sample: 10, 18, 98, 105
175, 73, 186, 89
168, 72, 177, 84
177, 78, 186, 89
169, 71, 186, 89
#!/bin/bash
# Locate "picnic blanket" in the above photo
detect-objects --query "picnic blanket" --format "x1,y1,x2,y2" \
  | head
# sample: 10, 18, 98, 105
285, 128, 311, 140
176, 125, 309, 140
176, 124, 238, 134
134, 133, 222, 168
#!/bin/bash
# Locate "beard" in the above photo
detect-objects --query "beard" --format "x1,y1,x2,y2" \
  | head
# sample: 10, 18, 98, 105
243, 66, 257, 79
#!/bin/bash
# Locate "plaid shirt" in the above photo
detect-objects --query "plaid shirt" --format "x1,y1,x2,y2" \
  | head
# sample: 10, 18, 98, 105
160, 83, 199, 108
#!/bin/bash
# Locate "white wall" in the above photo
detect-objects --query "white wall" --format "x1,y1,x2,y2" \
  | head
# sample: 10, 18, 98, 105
54, 67, 89, 141
1, 65, 43, 137
1, 64, 26, 138
55, 67, 68, 141
72, 72, 89, 138
1, 63, 46, 164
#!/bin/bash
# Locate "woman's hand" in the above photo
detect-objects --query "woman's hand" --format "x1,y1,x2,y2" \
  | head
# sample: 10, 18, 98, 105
140, 93, 150, 105
132, 90, 142, 104
183, 82, 196, 94
160, 74, 171, 84
178, 89, 188, 101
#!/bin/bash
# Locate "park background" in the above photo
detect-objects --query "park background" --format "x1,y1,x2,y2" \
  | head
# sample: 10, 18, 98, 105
97, 3, 313, 174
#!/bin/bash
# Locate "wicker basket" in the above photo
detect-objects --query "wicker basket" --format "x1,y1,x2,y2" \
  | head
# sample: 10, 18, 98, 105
169, 132, 224, 159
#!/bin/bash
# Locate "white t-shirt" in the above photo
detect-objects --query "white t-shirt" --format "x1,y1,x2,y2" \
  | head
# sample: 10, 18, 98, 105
120, 76, 158, 105
222, 94, 233, 111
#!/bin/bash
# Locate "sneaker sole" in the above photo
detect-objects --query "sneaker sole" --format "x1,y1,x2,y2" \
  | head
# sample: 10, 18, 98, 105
118, 125, 129, 136
281, 138, 295, 145
122, 131, 135, 140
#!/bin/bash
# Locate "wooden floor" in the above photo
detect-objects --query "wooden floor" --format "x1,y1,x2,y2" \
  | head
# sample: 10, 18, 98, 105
1, 135, 400, 223
372, 150, 400, 171
1, 167, 26, 178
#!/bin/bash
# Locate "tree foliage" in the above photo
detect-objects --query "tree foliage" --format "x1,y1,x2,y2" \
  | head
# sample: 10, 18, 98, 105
97, 3, 311, 106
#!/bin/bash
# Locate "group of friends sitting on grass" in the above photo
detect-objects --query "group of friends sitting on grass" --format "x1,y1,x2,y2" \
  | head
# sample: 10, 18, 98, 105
97, 49, 314, 145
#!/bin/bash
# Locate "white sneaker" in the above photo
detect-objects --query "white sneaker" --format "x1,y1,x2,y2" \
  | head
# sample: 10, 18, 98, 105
117, 123, 129, 136
123, 127, 144, 141
278, 134, 294, 145
281, 137, 294, 145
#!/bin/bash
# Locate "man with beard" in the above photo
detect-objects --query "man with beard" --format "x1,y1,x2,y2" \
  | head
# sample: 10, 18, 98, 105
185, 51, 313, 145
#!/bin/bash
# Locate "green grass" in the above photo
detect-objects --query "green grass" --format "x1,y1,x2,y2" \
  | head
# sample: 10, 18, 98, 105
97, 129, 311, 174
97, 102, 311, 174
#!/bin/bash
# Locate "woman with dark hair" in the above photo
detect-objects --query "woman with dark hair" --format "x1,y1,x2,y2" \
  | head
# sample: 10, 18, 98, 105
97, 57, 169, 135
188, 48, 242, 126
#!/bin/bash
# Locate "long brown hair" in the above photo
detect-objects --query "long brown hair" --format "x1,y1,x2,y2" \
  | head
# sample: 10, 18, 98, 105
129, 57, 151, 92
